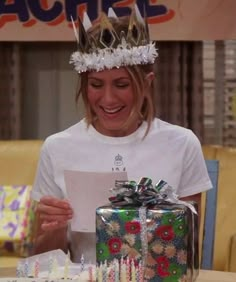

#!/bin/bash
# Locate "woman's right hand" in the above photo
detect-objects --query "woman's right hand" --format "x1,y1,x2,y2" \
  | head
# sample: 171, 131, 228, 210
36, 196, 73, 231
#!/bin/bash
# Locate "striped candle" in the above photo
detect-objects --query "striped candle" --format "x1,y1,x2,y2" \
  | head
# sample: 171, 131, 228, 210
102, 260, 108, 281
120, 261, 127, 282
34, 259, 39, 278
109, 264, 115, 282
88, 265, 93, 281
16, 263, 22, 278
24, 260, 29, 277
80, 254, 84, 272
114, 259, 120, 282
126, 257, 130, 282
97, 263, 103, 282
131, 259, 136, 282
138, 261, 144, 282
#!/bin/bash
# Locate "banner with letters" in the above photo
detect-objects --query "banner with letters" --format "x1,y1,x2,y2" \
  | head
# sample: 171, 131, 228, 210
0, 0, 235, 41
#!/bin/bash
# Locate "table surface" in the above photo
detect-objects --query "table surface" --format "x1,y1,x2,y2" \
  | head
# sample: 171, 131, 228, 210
1, 268, 236, 281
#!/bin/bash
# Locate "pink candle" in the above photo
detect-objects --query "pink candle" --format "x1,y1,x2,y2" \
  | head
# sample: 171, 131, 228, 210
109, 265, 115, 282
126, 257, 130, 282
88, 265, 93, 281
34, 259, 39, 278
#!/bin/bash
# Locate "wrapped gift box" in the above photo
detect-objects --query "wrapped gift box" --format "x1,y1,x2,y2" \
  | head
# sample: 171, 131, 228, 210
0, 185, 35, 257
96, 179, 199, 282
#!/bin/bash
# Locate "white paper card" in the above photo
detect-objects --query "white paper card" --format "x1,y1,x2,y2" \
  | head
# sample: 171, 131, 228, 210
64, 170, 127, 232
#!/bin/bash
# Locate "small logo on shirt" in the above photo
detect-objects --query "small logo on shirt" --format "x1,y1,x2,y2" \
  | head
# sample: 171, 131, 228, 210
114, 154, 123, 166
112, 154, 126, 171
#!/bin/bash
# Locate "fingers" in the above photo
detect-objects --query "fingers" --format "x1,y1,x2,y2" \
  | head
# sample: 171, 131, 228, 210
38, 196, 73, 215
41, 220, 68, 231
37, 201, 73, 216
39, 212, 72, 222
40, 196, 71, 210
36, 196, 73, 231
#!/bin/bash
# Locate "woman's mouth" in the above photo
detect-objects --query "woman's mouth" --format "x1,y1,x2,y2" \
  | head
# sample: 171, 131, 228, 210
100, 106, 124, 114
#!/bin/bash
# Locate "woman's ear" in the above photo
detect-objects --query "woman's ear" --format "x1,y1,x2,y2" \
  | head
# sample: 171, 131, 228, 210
145, 72, 155, 87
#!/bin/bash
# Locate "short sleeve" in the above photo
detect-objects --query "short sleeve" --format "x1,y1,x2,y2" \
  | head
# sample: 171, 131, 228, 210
31, 140, 64, 201
176, 131, 212, 197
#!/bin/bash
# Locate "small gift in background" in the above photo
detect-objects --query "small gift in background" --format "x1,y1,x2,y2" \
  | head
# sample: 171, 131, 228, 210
96, 178, 199, 282
0, 185, 36, 257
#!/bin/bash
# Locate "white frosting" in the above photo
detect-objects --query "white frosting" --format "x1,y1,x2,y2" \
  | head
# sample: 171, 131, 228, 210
37, 265, 95, 281
0, 279, 90, 282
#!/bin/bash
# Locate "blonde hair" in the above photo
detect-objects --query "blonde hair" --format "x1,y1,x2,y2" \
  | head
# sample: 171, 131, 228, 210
76, 17, 157, 136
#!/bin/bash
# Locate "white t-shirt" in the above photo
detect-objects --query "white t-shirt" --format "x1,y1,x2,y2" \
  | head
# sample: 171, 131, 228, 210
32, 118, 212, 262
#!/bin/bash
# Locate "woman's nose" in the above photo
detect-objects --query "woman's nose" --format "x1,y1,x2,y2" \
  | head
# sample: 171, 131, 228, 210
102, 85, 115, 103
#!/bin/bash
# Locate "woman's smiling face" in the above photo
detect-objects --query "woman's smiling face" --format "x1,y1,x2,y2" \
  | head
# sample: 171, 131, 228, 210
87, 67, 141, 137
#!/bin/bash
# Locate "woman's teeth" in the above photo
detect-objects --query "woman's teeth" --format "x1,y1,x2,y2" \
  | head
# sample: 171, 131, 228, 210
102, 107, 123, 114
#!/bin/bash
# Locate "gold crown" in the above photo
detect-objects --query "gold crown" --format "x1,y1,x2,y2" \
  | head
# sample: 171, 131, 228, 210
70, 5, 158, 73
77, 5, 149, 52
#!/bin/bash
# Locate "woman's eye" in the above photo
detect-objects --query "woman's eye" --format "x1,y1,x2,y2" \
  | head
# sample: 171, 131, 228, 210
116, 83, 129, 88
91, 83, 103, 88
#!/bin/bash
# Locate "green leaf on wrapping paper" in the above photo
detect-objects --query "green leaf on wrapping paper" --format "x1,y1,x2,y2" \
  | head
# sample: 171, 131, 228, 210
118, 209, 136, 222
161, 212, 187, 237
161, 213, 177, 225
163, 263, 185, 282
96, 242, 110, 261
173, 221, 187, 237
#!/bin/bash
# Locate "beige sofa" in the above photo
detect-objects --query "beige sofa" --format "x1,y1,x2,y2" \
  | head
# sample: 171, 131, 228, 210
0, 140, 235, 272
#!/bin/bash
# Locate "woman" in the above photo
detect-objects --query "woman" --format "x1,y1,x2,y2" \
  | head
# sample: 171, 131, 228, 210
31, 9, 212, 263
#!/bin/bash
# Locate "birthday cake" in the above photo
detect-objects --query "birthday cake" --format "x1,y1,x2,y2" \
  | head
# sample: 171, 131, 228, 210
6, 249, 138, 282
23, 266, 96, 281
13, 249, 96, 281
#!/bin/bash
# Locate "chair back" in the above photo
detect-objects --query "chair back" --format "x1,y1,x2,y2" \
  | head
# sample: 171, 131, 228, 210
0, 140, 43, 184
201, 159, 219, 269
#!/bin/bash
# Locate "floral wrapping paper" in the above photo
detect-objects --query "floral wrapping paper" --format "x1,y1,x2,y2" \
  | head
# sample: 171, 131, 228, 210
96, 203, 199, 282
0, 185, 35, 257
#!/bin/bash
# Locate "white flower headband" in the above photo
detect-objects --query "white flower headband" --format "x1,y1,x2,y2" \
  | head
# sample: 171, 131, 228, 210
69, 5, 158, 73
